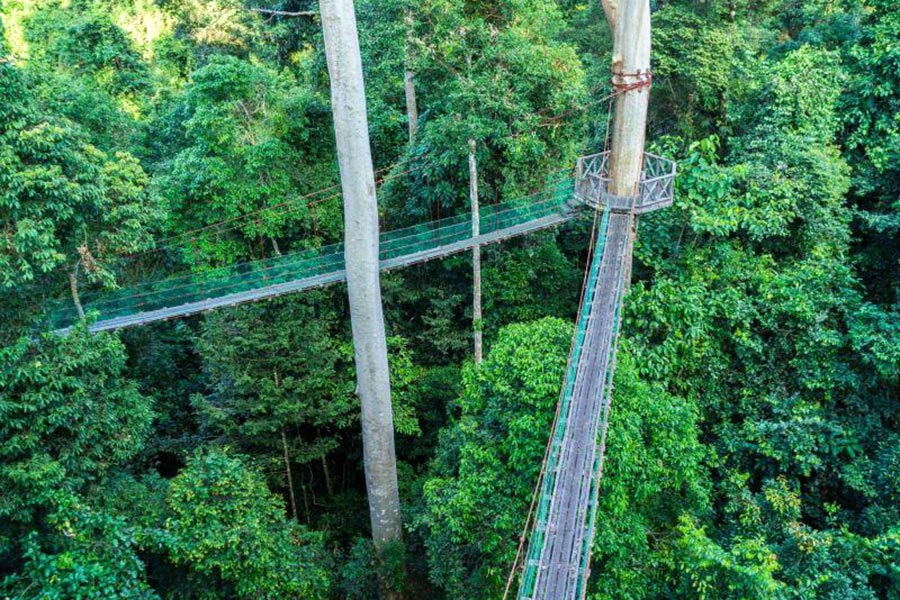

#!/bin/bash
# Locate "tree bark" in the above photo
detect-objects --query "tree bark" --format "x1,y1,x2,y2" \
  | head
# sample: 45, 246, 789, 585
468, 138, 483, 365
249, 7, 316, 17
605, 0, 651, 198
274, 367, 299, 522
319, 0, 404, 574
300, 481, 311, 524
318, 428, 335, 496
605, 0, 650, 292
69, 265, 85, 320
281, 428, 299, 521
404, 11, 418, 142
404, 68, 418, 142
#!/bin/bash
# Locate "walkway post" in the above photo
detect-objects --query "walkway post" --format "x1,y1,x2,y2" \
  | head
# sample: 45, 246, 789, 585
602, 0, 651, 286
319, 0, 404, 595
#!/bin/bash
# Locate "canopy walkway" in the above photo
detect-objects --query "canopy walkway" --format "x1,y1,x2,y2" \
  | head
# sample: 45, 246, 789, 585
51, 176, 582, 334
51, 150, 676, 600
516, 208, 630, 599
511, 151, 674, 600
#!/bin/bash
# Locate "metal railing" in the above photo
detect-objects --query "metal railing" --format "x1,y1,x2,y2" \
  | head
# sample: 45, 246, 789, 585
575, 151, 676, 214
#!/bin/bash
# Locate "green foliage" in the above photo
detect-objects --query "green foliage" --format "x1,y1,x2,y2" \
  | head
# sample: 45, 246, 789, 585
392, 0, 586, 219
0, 57, 160, 291
668, 516, 782, 599
422, 317, 572, 598
23, 4, 150, 97
339, 537, 408, 599
652, 4, 768, 137
0, 328, 153, 524
165, 449, 331, 598
839, 0, 900, 304
1, 0, 899, 597
1, 496, 158, 600
588, 349, 710, 598
195, 295, 357, 466
482, 232, 581, 334
158, 54, 336, 266
194, 294, 421, 494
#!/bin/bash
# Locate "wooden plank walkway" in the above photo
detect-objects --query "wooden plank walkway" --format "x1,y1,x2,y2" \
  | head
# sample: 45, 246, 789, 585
527, 212, 632, 599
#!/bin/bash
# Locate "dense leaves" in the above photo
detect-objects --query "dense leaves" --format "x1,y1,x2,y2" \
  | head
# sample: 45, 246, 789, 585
422, 317, 572, 597
1, 0, 898, 597
0, 328, 153, 524
165, 449, 331, 598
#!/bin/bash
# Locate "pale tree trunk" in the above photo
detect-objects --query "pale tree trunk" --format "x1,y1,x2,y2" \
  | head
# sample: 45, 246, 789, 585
318, 428, 335, 496
281, 428, 299, 521
603, 0, 650, 287
300, 481, 311, 524
69, 263, 85, 320
404, 11, 418, 142
603, 0, 651, 198
274, 368, 299, 522
468, 138, 483, 364
319, 1, 404, 596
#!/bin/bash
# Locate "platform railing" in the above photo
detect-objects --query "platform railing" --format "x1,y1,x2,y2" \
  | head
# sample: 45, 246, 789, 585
575, 151, 676, 214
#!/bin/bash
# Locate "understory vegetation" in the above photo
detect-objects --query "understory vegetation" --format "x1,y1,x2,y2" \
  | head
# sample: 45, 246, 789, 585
0, 0, 898, 597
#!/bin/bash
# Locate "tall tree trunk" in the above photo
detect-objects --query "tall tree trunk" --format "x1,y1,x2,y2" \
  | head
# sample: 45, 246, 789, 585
319, 2, 404, 595
603, 0, 651, 198
603, 0, 651, 288
468, 138, 483, 364
404, 10, 418, 142
69, 264, 85, 320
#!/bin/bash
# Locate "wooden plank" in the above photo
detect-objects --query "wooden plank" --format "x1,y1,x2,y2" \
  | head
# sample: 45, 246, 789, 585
530, 213, 632, 599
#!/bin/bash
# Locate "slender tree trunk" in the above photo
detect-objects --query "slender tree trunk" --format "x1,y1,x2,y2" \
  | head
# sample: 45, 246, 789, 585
468, 138, 483, 364
321, 455, 335, 496
281, 428, 299, 521
69, 264, 85, 320
308, 464, 318, 507
404, 10, 418, 142
319, 0, 404, 590
318, 428, 335, 496
404, 68, 418, 142
274, 368, 299, 522
300, 481, 311, 524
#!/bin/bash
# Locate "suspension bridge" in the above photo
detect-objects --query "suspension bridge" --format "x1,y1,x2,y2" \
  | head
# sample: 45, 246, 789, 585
51, 150, 675, 600
51, 175, 579, 334
496, 151, 673, 600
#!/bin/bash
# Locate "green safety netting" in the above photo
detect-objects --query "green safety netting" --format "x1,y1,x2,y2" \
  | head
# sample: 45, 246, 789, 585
516, 204, 612, 599
50, 176, 578, 330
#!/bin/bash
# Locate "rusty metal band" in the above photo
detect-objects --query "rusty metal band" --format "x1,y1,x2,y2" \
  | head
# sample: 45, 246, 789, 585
610, 69, 652, 93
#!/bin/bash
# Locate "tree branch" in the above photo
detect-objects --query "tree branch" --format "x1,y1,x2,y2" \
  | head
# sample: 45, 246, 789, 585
249, 7, 316, 17
600, 0, 617, 30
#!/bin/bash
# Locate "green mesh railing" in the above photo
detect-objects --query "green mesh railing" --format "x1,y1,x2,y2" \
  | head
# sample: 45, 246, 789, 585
516, 204, 611, 599
49, 176, 577, 331
575, 215, 627, 600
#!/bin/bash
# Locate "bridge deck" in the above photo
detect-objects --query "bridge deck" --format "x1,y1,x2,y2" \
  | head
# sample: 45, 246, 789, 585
56, 201, 575, 334
519, 211, 632, 600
